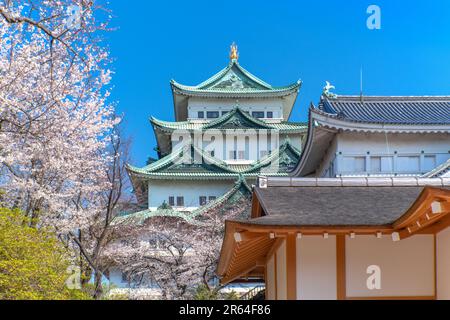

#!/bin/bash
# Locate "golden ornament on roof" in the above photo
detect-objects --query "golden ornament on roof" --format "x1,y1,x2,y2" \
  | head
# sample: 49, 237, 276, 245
229, 42, 239, 61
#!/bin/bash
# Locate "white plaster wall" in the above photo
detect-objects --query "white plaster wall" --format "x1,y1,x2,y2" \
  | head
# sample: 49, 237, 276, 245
437, 226, 450, 300
333, 132, 450, 176
187, 97, 284, 120
148, 180, 233, 210
296, 235, 337, 300
346, 234, 435, 298
183, 131, 302, 162
276, 240, 287, 300
318, 137, 338, 177
266, 255, 276, 300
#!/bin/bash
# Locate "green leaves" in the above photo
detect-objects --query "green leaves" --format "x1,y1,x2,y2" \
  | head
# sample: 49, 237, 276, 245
0, 207, 90, 300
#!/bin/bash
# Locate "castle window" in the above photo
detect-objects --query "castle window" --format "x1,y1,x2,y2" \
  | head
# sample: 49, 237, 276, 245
229, 150, 237, 160
266, 111, 273, 118
197, 111, 204, 118
238, 150, 246, 160
222, 111, 229, 116
176, 196, 184, 207
199, 196, 207, 206
252, 111, 265, 119
206, 111, 219, 118
168, 196, 175, 206
208, 196, 217, 202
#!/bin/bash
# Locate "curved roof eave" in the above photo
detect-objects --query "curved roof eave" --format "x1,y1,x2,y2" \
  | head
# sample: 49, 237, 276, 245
170, 82, 301, 97
313, 108, 450, 133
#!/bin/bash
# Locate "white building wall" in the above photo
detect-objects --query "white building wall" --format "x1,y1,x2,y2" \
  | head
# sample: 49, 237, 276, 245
318, 137, 338, 177
276, 240, 287, 300
345, 234, 435, 298
148, 180, 233, 211
173, 132, 303, 163
330, 132, 450, 176
187, 97, 284, 120
296, 235, 337, 300
266, 255, 276, 300
437, 226, 450, 300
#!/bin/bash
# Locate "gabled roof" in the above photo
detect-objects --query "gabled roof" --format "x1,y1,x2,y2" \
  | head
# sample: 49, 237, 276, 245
245, 138, 301, 174
203, 107, 272, 130
127, 138, 301, 179
112, 176, 252, 227
171, 60, 300, 95
320, 95, 450, 125
170, 60, 301, 121
126, 143, 237, 180
291, 95, 450, 177
150, 107, 307, 157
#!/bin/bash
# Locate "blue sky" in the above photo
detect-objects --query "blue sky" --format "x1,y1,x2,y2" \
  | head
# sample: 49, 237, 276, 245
106, 0, 450, 166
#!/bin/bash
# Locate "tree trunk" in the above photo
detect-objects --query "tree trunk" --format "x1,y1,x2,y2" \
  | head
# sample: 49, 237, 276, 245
93, 270, 103, 299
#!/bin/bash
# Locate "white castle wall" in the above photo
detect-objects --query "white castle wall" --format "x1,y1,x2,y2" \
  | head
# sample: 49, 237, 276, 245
320, 132, 450, 177
172, 132, 303, 163
148, 180, 234, 211
187, 97, 285, 120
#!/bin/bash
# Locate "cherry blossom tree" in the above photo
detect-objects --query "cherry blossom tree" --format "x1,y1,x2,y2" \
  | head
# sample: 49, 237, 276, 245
105, 197, 251, 299
0, 0, 126, 299
0, 1, 117, 229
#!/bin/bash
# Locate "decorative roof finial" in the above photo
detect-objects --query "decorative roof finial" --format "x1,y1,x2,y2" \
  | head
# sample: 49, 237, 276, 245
229, 42, 239, 61
323, 81, 337, 99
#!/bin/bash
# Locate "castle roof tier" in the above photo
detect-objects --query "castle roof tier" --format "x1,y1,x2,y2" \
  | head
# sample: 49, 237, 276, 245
128, 138, 301, 180
127, 139, 301, 206
113, 175, 252, 227
151, 107, 307, 157
291, 95, 450, 177
170, 60, 301, 121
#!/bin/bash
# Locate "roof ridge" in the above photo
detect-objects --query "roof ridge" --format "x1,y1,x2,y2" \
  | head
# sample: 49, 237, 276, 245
325, 95, 450, 100
421, 158, 450, 178
259, 176, 450, 187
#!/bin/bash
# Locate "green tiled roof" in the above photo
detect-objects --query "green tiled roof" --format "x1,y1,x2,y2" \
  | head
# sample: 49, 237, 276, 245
126, 138, 300, 180
170, 60, 301, 97
112, 176, 252, 226
150, 107, 307, 133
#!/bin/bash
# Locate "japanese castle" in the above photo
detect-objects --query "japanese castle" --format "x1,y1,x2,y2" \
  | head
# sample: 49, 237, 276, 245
125, 44, 307, 217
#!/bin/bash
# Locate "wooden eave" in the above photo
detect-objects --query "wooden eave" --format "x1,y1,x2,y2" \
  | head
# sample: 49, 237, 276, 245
217, 186, 450, 285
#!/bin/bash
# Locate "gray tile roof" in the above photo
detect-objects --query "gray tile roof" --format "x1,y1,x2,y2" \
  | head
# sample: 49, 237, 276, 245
320, 96, 450, 125
250, 185, 442, 226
